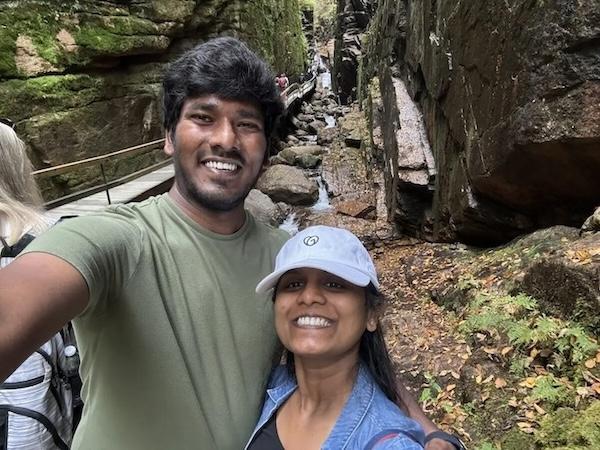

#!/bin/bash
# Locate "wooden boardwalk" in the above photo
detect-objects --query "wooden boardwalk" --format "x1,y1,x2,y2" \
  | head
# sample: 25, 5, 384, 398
45, 164, 174, 220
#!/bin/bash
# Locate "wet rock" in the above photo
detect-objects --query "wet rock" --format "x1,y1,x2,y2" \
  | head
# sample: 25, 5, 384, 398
307, 120, 327, 134
276, 146, 323, 169
244, 189, 286, 226
581, 207, 600, 235
257, 165, 319, 205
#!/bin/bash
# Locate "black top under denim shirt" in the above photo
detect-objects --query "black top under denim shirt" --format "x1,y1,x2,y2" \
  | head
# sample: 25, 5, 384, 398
246, 414, 284, 450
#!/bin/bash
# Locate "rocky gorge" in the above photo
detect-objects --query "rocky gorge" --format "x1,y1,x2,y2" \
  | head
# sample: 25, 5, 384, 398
1, 1, 599, 448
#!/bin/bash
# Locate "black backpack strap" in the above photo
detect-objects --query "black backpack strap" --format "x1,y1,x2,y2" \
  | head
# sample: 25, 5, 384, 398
0, 233, 35, 258
0, 405, 69, 450
365, 428, 421, 449
36, 349, 64, 414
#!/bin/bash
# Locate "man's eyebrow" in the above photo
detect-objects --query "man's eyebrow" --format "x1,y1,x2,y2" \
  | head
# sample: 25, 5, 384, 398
238, 109, 264, 121
187, 102, 217, 112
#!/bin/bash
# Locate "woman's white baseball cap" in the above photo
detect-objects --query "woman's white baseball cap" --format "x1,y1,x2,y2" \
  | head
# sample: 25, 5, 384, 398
255, 225, 380, 294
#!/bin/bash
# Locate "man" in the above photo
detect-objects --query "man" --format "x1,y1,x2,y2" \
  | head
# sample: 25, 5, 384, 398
0, 37, 458, 449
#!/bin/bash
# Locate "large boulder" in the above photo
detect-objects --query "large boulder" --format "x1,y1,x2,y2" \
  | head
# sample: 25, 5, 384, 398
244, 189, 286, 226
256, 164, 319, 205
360, 0, 600, 244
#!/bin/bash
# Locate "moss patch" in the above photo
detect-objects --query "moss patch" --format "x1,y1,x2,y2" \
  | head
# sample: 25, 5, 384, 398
241, 0, 307, 75
536, 403, 600, 449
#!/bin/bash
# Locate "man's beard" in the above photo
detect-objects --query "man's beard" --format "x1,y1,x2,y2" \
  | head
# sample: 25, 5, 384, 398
173, 152, 260, 212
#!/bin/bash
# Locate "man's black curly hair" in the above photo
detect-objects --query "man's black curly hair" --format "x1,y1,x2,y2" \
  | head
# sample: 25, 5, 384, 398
162, 37, 284, 143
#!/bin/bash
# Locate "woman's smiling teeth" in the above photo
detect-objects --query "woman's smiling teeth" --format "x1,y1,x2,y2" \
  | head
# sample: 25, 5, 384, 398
296, 316, 332, 328
205, 160, 238, 172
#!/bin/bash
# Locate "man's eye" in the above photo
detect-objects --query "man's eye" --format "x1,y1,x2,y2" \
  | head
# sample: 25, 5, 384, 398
239, 121, 261, 130
192, 114, 212, 122
325, 281, 344, 289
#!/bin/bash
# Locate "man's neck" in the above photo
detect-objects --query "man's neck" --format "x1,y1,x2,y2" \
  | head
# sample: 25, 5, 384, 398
168, 185, 247, 235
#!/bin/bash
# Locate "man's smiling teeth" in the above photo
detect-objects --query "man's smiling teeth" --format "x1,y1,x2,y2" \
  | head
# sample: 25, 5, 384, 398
296, 316, 331, 328
205, 161, 238, 171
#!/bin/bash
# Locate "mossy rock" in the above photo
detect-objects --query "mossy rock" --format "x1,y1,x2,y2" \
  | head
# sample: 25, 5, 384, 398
535, 403, 600, 449
499, 429, 536, 450
0, 75, 104, 121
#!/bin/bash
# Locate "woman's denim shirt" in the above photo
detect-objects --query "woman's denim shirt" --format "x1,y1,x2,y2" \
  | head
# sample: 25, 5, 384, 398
245, 364, 425, 449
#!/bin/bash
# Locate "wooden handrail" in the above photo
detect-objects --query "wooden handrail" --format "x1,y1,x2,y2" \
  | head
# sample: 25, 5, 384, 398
33, 138, 166, 179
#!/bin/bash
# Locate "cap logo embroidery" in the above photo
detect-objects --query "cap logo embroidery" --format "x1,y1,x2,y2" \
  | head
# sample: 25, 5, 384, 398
303, 235, 319, 246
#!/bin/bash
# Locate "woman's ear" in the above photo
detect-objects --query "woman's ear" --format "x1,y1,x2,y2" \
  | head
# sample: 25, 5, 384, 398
366, 313, 377, 332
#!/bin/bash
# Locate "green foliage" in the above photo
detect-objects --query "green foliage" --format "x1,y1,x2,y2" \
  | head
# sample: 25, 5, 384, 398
297, 0, 315, 10
473, 443, 497, 450
509, 356, 530, 377
313, 0, 336, 41
529, 374, 576, 408
419, 372, 442, 405
556, 325, 599, 365
457, 275, 482, 291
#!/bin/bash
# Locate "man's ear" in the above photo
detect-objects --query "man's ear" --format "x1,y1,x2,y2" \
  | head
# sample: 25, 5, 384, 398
164, 131, 175, 156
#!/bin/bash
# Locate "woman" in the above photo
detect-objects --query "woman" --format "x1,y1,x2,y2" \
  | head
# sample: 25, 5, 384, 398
0, 119, 46, 265
0, 119, 77, 449
246, 225, 425, 449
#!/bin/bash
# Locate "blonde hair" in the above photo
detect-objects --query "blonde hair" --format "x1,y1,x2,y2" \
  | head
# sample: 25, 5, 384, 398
0, 122, 47, 245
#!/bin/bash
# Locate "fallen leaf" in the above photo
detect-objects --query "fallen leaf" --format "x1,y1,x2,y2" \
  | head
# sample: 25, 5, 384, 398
585, 359, 597, 369
446, 384, 456, 392
495, 378, 507, 388
501, 346, 513, 356
475, 374, 483, 384
533, 404, 546, 414
525, 410, 536, 420
508, 397, 519, 407
483, 375, 494, 384
451, 371, 461, 380
520, 377, 537, 388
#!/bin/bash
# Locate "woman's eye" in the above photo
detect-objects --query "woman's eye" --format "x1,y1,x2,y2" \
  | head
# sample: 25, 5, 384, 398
325, 281, 344, 289
282, 280, 302, 290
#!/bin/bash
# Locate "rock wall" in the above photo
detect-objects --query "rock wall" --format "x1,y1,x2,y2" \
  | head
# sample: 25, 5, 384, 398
332, 0, 373, 104
0, 0, 306, 200
359, 0, 600, 244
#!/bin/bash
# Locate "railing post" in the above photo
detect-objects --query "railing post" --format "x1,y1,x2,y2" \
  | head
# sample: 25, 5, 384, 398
100, 163, 112, 205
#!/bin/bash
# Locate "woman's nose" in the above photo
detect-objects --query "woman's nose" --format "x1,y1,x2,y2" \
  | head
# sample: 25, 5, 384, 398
297, 284, 326, 305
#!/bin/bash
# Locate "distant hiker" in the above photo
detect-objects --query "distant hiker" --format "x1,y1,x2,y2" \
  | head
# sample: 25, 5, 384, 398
277, 72, 289, 92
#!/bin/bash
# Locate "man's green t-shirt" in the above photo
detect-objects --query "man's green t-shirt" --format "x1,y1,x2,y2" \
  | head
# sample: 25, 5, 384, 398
25, 194, 288, 449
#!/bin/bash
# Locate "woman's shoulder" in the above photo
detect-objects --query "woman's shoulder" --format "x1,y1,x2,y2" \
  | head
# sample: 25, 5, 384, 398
361, 376, 425, 448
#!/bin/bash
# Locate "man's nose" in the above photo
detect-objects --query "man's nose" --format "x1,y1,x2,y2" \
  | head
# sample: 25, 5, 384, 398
209, 120, 238, 150
297, 283, 326, 305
